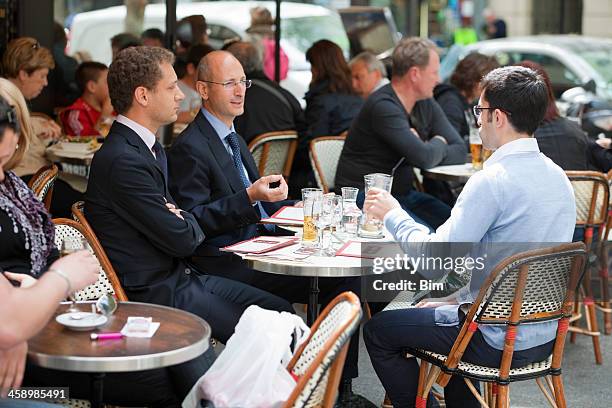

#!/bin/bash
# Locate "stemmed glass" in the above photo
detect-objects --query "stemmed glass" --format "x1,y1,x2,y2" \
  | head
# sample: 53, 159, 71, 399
314, 194, 340, 256
60, 236, 90, 313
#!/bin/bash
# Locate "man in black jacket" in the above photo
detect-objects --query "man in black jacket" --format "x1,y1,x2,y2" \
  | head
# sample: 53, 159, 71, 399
85, 47, 293, 402
335, 37, 466, 229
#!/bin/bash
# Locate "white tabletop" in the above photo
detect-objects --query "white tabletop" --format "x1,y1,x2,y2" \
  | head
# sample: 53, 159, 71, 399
243, 230, 396, 277
422, 163, 478, 182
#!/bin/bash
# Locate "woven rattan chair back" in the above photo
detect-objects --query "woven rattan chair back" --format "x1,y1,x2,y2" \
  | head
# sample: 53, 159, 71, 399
474, 244, 585, 325
283, 292, 362, 408
248, 131, 298, 179
27, 164, 59, 211
309, 136, 346, 193
54, 217, 128, 301
566, 171, 609, 231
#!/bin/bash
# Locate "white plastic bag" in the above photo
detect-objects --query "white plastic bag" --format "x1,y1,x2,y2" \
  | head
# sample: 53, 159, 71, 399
183, 305, 310, 408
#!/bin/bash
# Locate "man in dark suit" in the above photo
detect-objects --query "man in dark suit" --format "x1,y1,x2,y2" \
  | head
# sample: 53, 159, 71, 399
85, 46, 293, 403
167, 50, 369, 406
335, 37, 467, 230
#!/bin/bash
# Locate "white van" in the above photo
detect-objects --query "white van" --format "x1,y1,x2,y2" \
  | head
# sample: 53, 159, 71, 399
68, 1, 351, 104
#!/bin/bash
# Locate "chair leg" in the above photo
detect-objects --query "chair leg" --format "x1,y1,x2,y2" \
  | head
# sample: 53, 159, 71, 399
462, 379, 489, 408
598, 250, 611, 334
496, 384, 509, 408
551, 375, 567, 408
585, 298, 603, 364
415, 364, 440, 408
535, 378, 557, 408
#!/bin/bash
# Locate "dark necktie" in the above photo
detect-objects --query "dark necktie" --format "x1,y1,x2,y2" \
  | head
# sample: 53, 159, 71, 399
153, 141, 168, 181
225, 132, 274, 232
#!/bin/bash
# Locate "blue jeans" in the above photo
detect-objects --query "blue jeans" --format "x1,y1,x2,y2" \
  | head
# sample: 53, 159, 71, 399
357, 190, 450, 231
364, 308, 554, 408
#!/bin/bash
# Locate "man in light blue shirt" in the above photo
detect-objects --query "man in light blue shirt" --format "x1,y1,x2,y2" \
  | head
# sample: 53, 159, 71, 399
363, 66, 576, 408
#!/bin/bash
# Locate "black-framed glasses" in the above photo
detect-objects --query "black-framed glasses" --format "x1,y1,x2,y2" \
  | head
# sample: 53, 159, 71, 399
200, 79, 252, 90
473, 106, 512, 118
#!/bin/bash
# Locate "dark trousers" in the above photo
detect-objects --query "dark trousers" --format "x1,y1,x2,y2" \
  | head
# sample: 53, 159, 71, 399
364, 308, 554, 408
191, 253, 361, 379
24, 347, 216, 407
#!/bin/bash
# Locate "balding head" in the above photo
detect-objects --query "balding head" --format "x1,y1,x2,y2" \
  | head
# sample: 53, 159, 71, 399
195, 50, 247, 127
197, 50, 241, 82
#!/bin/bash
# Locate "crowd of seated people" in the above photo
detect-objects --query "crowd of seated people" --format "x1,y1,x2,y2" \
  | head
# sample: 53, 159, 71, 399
1, 9, 605, 407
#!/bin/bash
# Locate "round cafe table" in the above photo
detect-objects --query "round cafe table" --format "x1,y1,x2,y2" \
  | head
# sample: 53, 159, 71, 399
244, 234, 390, 325
28, 301, 210, 408
421, 163, 479, 183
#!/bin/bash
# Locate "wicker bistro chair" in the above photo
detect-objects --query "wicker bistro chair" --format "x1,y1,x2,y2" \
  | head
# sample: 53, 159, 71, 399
597, 170, 612, 334
283, 291, 362, 408
407, 242, 586, 408
309, 135, 346, 194
53, 217, 128, 301
248, 130, 298, 179
565, 171, 609, 364
27, 164, 59, 211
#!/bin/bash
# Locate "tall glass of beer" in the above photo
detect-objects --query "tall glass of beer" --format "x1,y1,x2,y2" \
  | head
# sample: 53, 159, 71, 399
301, 188, 323, 246
469, 130, 483, 170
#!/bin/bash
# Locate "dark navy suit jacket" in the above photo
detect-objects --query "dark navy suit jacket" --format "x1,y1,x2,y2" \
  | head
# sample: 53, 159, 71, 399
85, 121, 205, 306
167, 111, 283, 262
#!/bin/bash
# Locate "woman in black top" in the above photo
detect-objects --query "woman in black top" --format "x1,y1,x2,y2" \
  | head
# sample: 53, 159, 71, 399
290, 40, 363, 194
434, 52, 499, 144
517, 60, 591, 171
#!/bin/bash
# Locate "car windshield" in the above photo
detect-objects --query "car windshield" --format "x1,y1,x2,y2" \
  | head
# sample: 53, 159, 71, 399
561, 43, 612, 84
282, 15, 349, 55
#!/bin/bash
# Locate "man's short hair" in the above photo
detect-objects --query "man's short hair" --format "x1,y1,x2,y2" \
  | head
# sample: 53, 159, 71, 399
186, 44, 215, 67
226, 41, 263, 75
349, 51, 387, 77
75, 61, 108, 93
141, 28, 165, 42
108, 46, 175, 114
480, 66, 548, 135
110, 33, 142, 51
2, 37, 55, 78
391, 37, 437, 78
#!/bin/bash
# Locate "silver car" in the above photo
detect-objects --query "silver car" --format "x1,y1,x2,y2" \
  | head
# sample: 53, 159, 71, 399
440, 35, 612, 101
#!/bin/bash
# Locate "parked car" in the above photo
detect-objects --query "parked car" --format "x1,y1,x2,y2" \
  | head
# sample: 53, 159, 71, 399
68, 1, 351, 105
440, 35, 612, 102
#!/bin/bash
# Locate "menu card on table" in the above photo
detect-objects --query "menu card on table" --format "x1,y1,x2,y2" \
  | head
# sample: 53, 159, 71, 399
221, 236, 299, 254
260, 206, 304, 226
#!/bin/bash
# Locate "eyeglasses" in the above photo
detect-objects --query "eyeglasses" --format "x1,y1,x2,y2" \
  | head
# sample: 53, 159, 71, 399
200, 79, 252, 90
473, 106, 512, 118
0, 105, 21, 133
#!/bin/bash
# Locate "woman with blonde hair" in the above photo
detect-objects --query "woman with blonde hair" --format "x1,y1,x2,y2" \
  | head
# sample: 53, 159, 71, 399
2, 37, 61, 140
0, 78, 82, 217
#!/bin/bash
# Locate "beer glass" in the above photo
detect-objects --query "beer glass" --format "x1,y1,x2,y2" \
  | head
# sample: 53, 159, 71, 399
359, 173, 392, 238
301, 188, 323, 246
469, 130, 483, 170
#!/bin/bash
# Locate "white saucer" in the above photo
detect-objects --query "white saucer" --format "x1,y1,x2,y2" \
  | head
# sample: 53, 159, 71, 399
56, 312, 108, 331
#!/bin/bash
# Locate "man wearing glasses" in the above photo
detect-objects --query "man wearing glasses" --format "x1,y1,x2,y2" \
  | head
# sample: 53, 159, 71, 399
168, 51, 365, 404
362, 66, 576, 407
